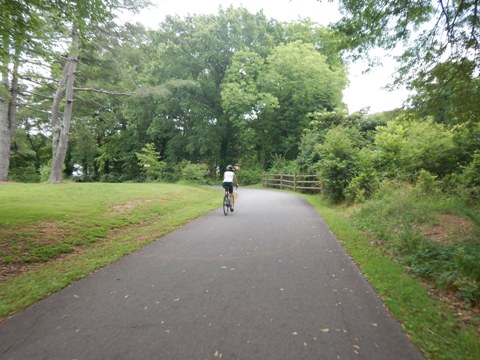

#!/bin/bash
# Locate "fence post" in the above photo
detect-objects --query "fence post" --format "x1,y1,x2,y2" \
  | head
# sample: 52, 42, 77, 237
294, 173, 297, 192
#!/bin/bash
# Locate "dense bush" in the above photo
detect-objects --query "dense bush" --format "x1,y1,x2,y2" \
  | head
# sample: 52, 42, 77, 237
179, 161, 209, 183
238, 167, 263, 185
315, 126, 362, 202
460, 152, 480, 203
371, 118, 457, 180
268, 154, 300, 174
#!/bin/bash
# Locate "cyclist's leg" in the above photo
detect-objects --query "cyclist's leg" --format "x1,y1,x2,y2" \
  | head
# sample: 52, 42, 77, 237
229, 184, 234, 209
222, 184, 230, 206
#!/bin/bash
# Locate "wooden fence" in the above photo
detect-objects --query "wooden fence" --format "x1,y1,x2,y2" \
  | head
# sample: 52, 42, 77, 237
263, 173, 322, 193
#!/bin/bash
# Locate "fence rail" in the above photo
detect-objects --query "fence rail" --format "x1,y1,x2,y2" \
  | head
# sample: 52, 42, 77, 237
263, 173, 322, 193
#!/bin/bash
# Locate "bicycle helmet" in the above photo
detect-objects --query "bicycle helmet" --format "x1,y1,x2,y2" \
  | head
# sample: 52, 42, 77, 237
226, 165, 233, 171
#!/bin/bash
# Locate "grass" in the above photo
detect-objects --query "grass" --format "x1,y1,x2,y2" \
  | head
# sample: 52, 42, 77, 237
0, 182, 220, 320
302, 193, 480, 360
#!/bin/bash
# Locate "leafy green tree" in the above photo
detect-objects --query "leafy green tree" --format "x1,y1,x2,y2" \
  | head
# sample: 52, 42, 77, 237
223, 40, 347, 167
140, 8, 284, 173
261, 41, 346, 157
409, 60, 480, 125
135, 143, 166, 181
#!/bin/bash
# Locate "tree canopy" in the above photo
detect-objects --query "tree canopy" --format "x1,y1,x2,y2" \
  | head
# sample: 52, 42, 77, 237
326, 0, 480, 124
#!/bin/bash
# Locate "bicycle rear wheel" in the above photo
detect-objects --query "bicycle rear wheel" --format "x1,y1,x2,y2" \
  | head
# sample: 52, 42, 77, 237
223, 193, 229, 216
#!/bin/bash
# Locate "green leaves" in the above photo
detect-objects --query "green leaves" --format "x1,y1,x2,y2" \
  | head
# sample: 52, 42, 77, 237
222, 39, 347, 167
330, 0, 480, 124
135, 143, 166, 181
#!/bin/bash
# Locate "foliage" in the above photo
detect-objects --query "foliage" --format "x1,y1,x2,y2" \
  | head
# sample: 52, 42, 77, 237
353, 182, 480, 304
328, 0, 480, 125
459, 152, 480, 203
237, 166, 263, 186
268, 154, 300, 174
178, 161, 209, 183
222, 38, 347, 167
316, 125, 363, 202
371, 118, 457, 180
135, 143, 166, 181
344, 148, 379, 204
304, 194, 480, 359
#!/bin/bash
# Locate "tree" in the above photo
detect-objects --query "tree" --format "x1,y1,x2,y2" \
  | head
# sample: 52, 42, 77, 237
1, 0, 148, 182
0, 0, 53, 181
139, 7, 285, 172
135, 143, 166, 181
49, 23, 80, 182
222, 40, 347, 167
325, 0, 480, 123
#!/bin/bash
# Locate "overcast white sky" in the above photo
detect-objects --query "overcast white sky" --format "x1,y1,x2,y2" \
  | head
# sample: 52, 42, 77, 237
121, 0, 410, 113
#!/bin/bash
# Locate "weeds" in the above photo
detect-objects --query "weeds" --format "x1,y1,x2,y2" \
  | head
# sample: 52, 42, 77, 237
352, 183, 480, 305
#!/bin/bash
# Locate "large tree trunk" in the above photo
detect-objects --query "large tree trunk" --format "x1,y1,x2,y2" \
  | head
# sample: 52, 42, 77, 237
0, 61, 19, 182
49, 25, 79, 183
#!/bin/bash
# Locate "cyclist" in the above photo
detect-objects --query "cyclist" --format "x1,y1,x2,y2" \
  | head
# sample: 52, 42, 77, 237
222, 165, 238, 211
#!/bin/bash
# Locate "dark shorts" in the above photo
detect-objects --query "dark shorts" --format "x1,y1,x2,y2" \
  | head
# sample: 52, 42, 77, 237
222, 182, 233, 194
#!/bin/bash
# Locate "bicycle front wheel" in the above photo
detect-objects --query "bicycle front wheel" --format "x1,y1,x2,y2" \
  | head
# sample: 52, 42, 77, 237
223, 194, 229, 216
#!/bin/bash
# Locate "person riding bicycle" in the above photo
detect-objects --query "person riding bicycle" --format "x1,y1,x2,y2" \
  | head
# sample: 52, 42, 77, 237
222, 165, 238, 211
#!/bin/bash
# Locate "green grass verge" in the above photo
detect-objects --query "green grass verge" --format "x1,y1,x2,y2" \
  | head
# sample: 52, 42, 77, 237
0, 182, 221, 320
302, 194, 480, 360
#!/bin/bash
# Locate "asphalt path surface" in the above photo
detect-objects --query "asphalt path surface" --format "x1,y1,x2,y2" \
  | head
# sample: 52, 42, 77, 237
0, 188, 425, 360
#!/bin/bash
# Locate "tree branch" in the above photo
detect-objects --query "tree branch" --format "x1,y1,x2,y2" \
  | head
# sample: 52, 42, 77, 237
439, 0, 454, 40
22, 105, 52, 115
21, 76, 55, 86
73, 87, 133, 96
19, 89, 53, 99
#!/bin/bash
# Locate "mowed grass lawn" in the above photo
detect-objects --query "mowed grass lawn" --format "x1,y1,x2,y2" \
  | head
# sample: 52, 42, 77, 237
0, 182, 220, 320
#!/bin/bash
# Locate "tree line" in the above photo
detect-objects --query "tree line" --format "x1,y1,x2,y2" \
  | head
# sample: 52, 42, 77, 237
1, 0, 479, 203
1, 2, 347, 183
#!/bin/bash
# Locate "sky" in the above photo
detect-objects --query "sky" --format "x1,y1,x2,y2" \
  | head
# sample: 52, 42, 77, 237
121, 0, 410, 114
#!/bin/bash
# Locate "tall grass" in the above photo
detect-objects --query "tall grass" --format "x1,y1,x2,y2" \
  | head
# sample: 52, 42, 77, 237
351, 182, 480, 305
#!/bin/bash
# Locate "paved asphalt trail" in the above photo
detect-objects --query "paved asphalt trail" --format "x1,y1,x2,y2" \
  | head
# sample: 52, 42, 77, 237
0, 189, 424, 360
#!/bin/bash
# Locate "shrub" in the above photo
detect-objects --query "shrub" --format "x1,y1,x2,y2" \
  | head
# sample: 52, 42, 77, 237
179, 161, 209, 183
345, 149, 380, 203
9, 164, 40, 183
372, 118, 457, 181
460, 152, 480, 203
238, 167, 263, 185
269, 154, 299, 174
414, 169, 440, 195
316, 126, 362, 202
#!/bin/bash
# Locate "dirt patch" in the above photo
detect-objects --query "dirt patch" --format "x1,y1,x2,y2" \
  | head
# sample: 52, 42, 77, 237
111, 199, 153, 213
0, 263, 40, 282
0, 222, 73, 281
1, 221, 71, 246
0, 219, 159, 283
420, 213, 474, 245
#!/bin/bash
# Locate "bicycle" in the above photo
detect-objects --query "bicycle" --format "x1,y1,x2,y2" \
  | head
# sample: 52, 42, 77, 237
222, 186, 235, 216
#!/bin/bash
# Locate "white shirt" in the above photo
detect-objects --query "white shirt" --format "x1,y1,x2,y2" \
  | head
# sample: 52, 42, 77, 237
223, 171, 235, 182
